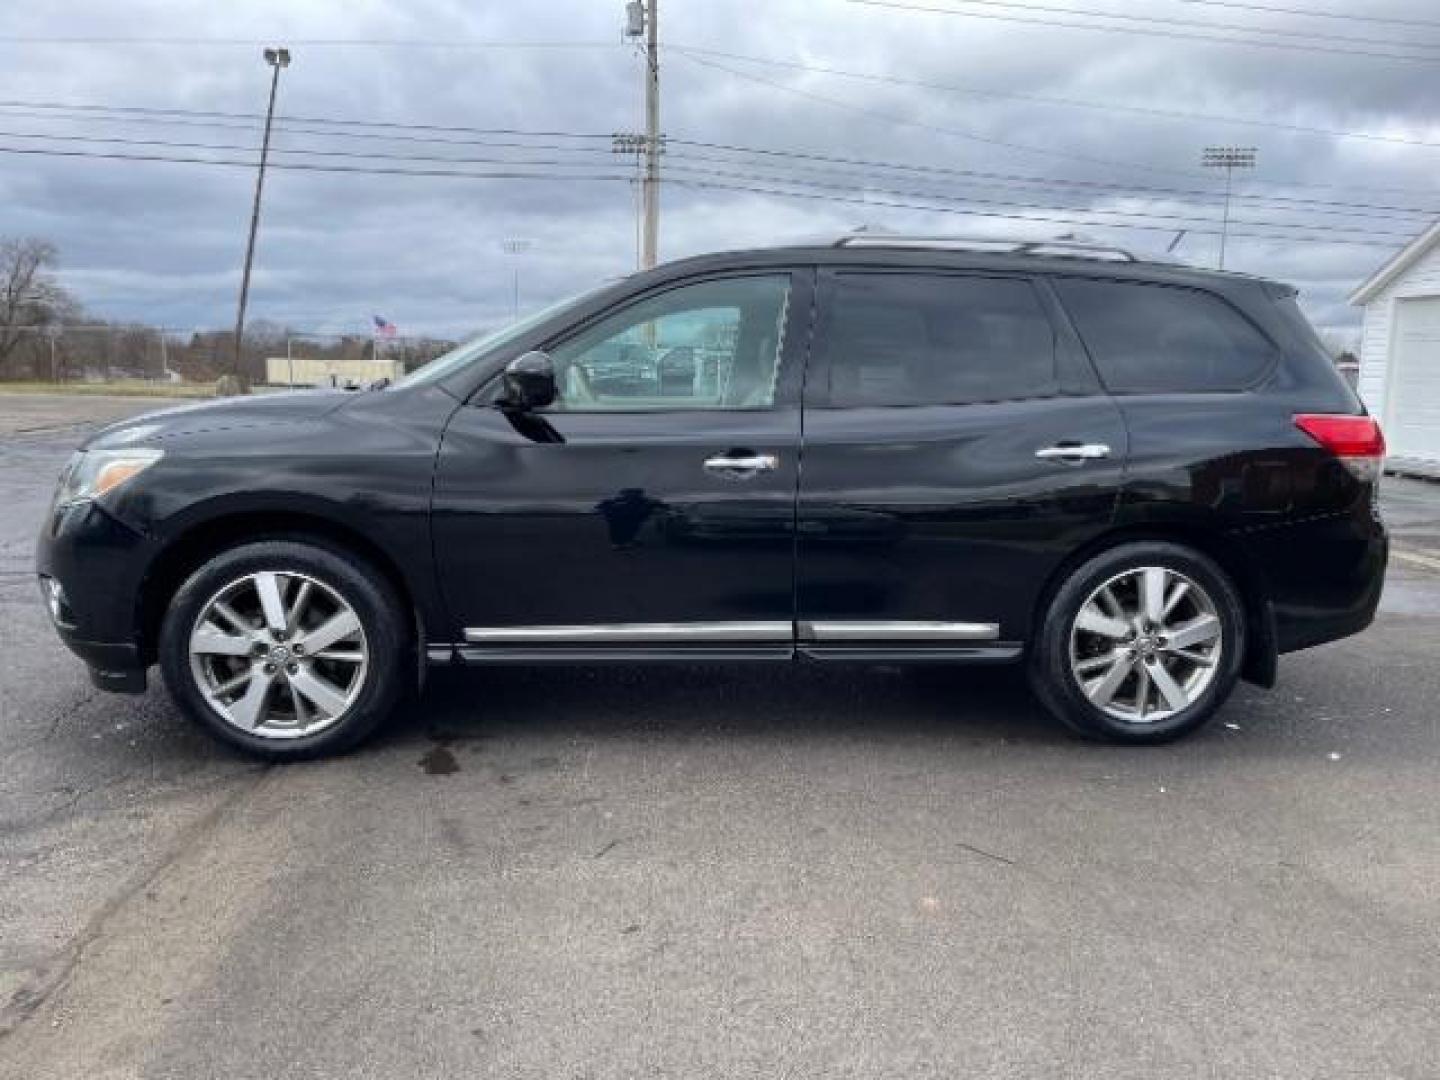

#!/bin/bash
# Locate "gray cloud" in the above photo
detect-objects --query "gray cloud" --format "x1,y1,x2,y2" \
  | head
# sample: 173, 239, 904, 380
1, 0, 1437, 346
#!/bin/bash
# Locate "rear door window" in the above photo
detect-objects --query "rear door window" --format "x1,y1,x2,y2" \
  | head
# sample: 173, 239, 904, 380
821, 273, 1060, 407
1054, 278, 1277, 393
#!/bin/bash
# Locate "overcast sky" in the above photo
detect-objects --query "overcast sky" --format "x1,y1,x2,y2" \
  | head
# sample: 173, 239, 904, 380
2, 0, 1438, 344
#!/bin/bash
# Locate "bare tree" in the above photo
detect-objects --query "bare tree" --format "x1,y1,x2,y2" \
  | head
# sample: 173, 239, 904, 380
0, 237, 72, 375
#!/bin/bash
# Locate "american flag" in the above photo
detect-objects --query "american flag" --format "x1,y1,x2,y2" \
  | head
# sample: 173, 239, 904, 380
372, 315, 398, 339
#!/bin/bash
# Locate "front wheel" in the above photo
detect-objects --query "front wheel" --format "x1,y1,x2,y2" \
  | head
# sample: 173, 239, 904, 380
159, 540, 408, 759
1029, 542, 1245, 744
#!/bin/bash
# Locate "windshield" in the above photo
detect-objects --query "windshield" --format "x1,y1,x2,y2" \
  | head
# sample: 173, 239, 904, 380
391, 283, 612, 390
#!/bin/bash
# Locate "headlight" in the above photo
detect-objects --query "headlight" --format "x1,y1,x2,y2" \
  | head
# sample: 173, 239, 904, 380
53, 447, 164, 508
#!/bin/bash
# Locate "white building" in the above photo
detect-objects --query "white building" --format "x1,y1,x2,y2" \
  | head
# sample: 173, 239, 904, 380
1349, 220, 1440, 474
265, 356, 406, 388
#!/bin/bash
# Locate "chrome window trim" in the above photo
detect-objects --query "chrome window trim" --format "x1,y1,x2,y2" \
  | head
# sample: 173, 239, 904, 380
463, 621, 793, 643
801, 621, 999, 641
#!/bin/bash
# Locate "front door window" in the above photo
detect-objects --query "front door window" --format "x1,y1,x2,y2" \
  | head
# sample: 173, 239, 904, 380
546, 275, 791, 411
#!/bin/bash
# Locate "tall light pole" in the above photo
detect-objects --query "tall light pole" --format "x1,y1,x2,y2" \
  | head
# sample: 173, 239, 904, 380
1201, 146, 1256, 271
232, 46, 290, 390
500, 239, 531, 321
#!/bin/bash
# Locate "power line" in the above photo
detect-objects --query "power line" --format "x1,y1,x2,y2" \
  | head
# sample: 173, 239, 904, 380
666, 137, 1439, 217
0, 99, 618, 142
0, 143, 634, 182
12, 94, 1440, 198
666, 44, 1440, 151
842, 0, 1440, 64
0, 36, 618, 50
848, 0, 1440, 53
1161, 0, 1440, 33
16, 123, 1414, 232
6, 97, 1438, 213
675, 50, 1202, 179
0, 129, 623, 170
0, 107, 622, 155
0, 140, 1416, 247
3, 123, 1431, 224
666, 175, 1404, 247
675, 53, 1440, 200
662, 150, 1434, 225
656, 161, 1419, 240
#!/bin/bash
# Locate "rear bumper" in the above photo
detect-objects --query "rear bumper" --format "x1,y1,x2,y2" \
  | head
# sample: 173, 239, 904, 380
35, 499, 153, 691
1235, 505, 1387, 657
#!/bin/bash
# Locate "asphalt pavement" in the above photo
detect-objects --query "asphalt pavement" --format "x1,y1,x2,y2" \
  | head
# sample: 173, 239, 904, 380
2, 393, 1437, 1079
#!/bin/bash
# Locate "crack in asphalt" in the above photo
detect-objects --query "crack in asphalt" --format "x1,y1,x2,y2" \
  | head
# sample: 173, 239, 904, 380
0, 764, 273, 1039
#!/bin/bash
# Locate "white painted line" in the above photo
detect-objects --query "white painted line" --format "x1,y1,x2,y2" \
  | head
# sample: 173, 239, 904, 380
1392, 547, 1440, 573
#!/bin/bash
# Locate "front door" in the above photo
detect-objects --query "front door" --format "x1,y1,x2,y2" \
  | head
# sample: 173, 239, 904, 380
432, 270, 810, 658
796, 269, 1128, 655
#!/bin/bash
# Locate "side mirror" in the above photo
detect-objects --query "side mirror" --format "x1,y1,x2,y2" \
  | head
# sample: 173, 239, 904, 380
499, 351, 557, 411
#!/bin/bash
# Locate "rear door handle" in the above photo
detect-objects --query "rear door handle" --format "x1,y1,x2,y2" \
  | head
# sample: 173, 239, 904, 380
703, 452, 779, 478
1035, 442, 1111, 464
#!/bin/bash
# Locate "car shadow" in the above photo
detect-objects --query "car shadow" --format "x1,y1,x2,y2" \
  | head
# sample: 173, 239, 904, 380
372, 661, 1072, 751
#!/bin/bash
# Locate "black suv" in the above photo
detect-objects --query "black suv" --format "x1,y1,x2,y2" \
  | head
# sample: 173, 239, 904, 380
37, 235, 1387, 758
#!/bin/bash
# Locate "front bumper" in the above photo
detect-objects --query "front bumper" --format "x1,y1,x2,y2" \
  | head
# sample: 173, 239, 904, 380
35, 498, 153, 692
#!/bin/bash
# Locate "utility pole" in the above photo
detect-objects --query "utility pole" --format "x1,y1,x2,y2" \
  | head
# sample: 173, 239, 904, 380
1201, 146, 1256, 271
642, 0, 660, 269
624, 1, 661, 269
232, 46, 291, 391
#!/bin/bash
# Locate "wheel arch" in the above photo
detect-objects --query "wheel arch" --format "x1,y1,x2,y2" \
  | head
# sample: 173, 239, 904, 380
1033, 523, 1278, 688
136, 508, 424, 669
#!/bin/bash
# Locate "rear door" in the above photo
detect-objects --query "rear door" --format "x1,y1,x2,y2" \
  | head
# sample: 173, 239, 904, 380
795, 269, 1128, 654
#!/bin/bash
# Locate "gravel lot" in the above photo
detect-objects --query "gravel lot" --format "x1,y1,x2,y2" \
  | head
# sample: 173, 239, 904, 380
2, 393, 1437, 1078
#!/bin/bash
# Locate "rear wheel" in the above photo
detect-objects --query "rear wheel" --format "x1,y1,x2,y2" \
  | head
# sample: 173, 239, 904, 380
159, 540, 407, 759
1029, 542, 1245, 743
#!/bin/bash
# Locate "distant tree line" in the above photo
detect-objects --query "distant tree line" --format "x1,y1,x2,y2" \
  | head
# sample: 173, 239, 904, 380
0, 236, 461, 383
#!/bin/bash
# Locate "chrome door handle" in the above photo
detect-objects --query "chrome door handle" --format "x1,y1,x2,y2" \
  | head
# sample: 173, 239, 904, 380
1036, 442, 1111, 464
703, 452, 779, 478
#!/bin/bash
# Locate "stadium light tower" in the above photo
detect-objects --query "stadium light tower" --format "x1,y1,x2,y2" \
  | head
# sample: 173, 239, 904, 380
231, 46, 291, 391
500, 239, 531, 321
1201, 146, 1257, 271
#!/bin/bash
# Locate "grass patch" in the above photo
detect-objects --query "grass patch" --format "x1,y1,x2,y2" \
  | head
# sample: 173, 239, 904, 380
0, 380, 217, 400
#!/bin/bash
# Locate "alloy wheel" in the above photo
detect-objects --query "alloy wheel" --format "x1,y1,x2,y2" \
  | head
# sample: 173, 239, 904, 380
1068, 565, 1223, 724
187, 570, 369, 739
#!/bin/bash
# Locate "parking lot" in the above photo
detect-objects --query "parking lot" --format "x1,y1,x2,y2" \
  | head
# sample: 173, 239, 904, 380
2, 392, 1437, 1078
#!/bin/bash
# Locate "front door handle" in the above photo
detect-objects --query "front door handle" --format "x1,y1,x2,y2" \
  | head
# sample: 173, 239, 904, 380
1035, 442, 1111, 464
703, 452, 779, 479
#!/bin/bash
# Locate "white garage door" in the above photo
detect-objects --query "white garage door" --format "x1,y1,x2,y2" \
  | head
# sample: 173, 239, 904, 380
1389, 297, 1440, 465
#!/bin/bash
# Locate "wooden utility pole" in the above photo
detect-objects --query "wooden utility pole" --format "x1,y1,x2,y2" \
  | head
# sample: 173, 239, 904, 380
641, 0, 660, 269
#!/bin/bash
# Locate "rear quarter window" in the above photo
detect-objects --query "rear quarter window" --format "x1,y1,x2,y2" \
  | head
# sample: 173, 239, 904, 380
1054, 278, 1277, 394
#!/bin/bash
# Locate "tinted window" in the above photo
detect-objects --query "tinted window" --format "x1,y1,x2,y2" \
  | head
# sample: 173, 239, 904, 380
547, 275, 790, 411
1055, 279, 1276, 393
825, 274, 1059, 407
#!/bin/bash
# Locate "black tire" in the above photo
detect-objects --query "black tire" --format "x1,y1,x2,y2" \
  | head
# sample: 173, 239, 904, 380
1028, 541, 1246, 744
159, 539, 408, 760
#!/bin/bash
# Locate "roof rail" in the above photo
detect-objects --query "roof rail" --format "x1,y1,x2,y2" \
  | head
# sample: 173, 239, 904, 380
832, 233, 1139, 263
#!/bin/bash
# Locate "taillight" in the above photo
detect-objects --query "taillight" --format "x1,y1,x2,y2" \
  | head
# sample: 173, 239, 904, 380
1294, 414, 1386, 481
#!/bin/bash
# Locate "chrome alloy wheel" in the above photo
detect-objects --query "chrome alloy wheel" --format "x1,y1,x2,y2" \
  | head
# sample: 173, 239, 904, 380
187, 571, 369, 739
1067, 566, 1223, 724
